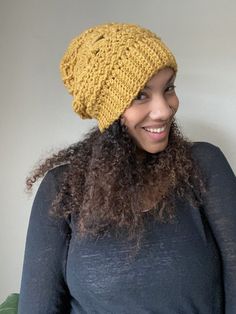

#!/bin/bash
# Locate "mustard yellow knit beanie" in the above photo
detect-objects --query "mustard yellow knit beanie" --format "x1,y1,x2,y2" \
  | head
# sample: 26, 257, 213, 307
60, 23, 177, 131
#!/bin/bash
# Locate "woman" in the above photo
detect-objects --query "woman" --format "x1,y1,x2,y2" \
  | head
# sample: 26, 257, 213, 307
18, 23, 236, 313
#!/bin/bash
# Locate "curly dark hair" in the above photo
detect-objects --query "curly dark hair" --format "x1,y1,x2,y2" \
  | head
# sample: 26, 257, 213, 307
26, 119, 206, 249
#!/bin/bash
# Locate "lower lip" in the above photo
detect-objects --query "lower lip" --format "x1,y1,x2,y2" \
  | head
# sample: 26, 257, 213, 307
143, 128, 168, 141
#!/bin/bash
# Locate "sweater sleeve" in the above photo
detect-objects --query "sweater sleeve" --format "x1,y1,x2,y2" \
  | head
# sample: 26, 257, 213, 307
192, 142, 236, 314
18, 166, 71, 314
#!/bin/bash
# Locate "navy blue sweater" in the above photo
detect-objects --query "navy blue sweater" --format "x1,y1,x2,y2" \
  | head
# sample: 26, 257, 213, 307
18, 142, 236, 313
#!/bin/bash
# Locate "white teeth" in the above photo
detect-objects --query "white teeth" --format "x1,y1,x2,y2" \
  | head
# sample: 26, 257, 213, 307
144, 126, 166, 133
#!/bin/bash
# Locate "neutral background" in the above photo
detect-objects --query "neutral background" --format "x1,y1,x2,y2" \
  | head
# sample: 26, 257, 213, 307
1, 0, 235, 302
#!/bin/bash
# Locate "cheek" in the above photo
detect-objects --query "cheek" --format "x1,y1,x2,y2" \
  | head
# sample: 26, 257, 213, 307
120, 112, 141, 140
121, 108, 138, 128
121, 117, 134, 132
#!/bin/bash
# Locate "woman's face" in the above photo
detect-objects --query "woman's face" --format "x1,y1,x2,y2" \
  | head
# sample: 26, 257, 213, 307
121, 67, 179, 154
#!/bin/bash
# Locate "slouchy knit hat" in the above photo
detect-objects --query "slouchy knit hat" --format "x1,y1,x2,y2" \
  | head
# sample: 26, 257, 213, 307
60, 23, 177, 131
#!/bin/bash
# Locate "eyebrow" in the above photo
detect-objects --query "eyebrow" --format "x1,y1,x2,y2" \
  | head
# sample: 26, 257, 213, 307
144, 73, 176, 90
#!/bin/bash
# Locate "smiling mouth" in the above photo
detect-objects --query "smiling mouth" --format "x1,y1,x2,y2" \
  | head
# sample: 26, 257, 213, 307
142, 125, 166, 134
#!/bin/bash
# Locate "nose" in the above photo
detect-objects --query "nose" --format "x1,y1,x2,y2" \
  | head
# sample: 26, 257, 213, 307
148, 95, 174, 120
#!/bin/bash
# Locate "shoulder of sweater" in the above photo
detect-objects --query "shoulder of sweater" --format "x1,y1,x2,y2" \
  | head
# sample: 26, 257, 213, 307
190, 141, 222, 160
42, 163, 70, 189
48, 163, 69, 177
190, 141, 230, 176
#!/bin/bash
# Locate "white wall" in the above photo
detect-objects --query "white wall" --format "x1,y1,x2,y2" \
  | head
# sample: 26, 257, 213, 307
1, 0, 235, 302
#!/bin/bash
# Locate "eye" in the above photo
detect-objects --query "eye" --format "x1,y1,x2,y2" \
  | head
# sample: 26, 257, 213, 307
165, 84, 176, 94
133, 90, 149, 101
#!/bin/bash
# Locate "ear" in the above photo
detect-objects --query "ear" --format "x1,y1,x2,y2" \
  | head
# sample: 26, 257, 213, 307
120, 115, 125, 125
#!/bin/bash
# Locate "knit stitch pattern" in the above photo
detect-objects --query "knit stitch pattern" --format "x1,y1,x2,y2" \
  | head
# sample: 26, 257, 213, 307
60, 23, 177, 131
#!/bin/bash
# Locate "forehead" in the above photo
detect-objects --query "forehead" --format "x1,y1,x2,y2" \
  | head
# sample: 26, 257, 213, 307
145, 67, 175, 89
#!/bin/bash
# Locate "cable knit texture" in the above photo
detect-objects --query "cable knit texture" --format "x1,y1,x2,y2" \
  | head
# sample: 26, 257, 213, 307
60, 23, 177, 131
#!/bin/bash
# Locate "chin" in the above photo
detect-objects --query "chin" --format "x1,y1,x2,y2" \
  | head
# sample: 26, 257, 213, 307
142, 141, 168, 154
